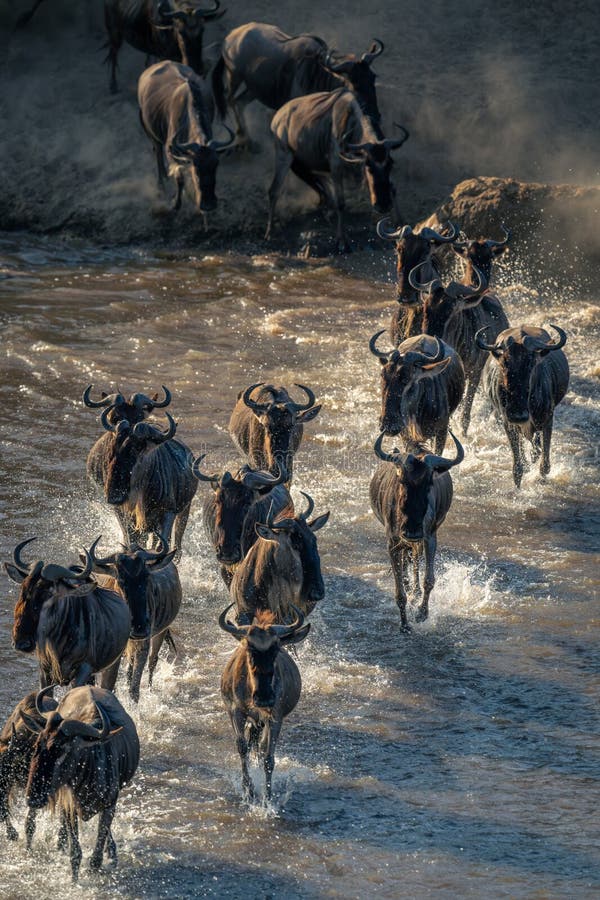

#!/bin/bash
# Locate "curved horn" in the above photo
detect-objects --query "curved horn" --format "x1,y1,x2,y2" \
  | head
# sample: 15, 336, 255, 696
218, 603, 249, 640
59, 703, 111, 741
83, 385, 113, 409
369, 328, 391, 362
545, 324, 567, 350
373, 431, 403, 465
88, 535, 117, 568
298, 491, 315, 521
35, 685, 58, 717
447, 265, 486, 299
13, 537, 37, 574
424, 430, 465, 472
323, 50, 352, 74
405, 337, 445, 367
291, 383, 316, 411
240, 461, 287, 490
150, 386, 171, 408
474, 326, 498, 353
100, 404, 118, 433
194, 0, 222, 17
485, 223, 512, 248
523, 324, 568, 352
208, 124, 236, 152
408, 261, 442, 295
19, 710, 43, 734
419, 222, 458, 243
270, 603, 305, 636
191, 453, 220, 484
134, 412, 176, 443
242, 382, 269, 415
159, 4, 188, 21
376, 217, 412, 241
338, 149, 365, 164
361, 38, 384, 64
383, 123, 410, 151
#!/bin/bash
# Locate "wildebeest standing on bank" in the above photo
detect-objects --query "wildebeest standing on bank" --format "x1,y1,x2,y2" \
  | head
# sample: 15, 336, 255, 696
88, 406, 197, 553
138, 60, 234, 213
104, 0, 226, 92
219, 604, 309, 802
229, 382, 321, 481
22, 685, 140, 881
212, 22, 385, 148
0, 688, 58, 845
267, 88, 409, 252
230, 491, 330, 624
370, 430, 464, 631
369, 331, 465, 454
5, 539, 130, 689
88, 539, 182, 702
477, 324, 569, 487
192, 454, 291, 587
407, 263, 509, 435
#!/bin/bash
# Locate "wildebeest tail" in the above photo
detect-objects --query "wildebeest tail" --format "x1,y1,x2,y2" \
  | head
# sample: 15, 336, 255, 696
211, 55, 228, 120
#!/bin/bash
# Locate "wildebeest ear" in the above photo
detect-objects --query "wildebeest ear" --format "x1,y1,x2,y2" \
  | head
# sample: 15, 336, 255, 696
297, 404, 322, 423
418, 356, 451, 376
255, 523, 279, 542
280, 622, 311, 645
4, 562, 26, 584
309, 511, 330, 532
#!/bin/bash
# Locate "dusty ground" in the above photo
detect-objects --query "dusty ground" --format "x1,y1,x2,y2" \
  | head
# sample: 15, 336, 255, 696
0, 0, 598, 259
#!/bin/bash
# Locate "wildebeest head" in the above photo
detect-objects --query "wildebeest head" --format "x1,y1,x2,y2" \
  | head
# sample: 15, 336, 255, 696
22, 689, 115, 810
101, 407, 177, 505
88, 537, 177, 640
83, 384, 171, 426
340, 127, 409, 214
370, 331, 451, 435
476, 324, 567, 424
377, 219, 459, 303
453, 224, 511, 284
219, 604, 310, 709
255, 491, 330, 606
193, 454, 288, 565
156, 0, 226, 72
168, 127, 235, 212
408, 262, 488, 337
322, 40, 384, 136
5, 540, 96, 654
374, 430, 464, 542
242, 382, 321, 472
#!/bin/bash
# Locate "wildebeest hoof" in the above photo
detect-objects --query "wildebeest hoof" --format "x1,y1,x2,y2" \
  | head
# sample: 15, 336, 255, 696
415, 607, 429, 623
400, 622, 412, 634
89, 853, 103, 871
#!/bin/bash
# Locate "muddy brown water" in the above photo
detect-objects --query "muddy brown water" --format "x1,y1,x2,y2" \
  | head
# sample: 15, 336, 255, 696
0, 233, 599, 899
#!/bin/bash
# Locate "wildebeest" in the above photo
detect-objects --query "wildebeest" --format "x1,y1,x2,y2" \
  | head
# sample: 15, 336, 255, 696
192, 454, 291, 586
88, 406, 197, 552
138, 60, 234, 213
230, 491, 330, 624
0, 688, 58, 845
212, 22, 385, 148
23, 685, 140, 881
267, 88, 409, 252
407, 262, 509, 435
83, 383, 172, 426
219, 603, 309, 802
477, 324, 569, 487
5, 539, 131, 689
452, 223, 512, 286
104, 0, 226, 93
375, 218, 459, 344
369, 331, 465, 454
88, 539, 181, 702
229, 382, 321, 481
370, 429, 464, 631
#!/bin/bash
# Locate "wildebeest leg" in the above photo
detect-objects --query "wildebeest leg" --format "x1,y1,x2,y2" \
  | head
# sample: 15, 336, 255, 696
66, 812, 82, 882
461, 362, 484, 436
90, 805, 115, 871
540, 419, 553, 478
416, 535, 436, 623
434, 425, 448, 456
330, 164, 350, 253
2, 807, 18, 842
230, 709, 254, 801
221, 565, 234, 588
173, 169, 185, 211
148, 631, 166, 687
103, 7, 121, 94
228, 79, 257, 150
39, 667, 53, 691
260, 717, 281, 804
506, 424, 525, 487
530, 431, 542, 464
265, 148, 293, 240
412, 546, 421, 598
389, 537, 411, 633
290, 160, 329, 207
25, 808, 36, 850
57, 811, 68, 852
73, 661, 93, 687
153, 140, 168, 188
99, 655, 122, 692
105, 828, 117, 864
172, 504, 191, 561
157, 511, 176, 550
129, 640, 150, 703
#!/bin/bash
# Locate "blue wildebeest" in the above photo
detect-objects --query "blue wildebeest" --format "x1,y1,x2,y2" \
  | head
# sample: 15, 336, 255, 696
477, 324, 569, 487
83, 383, 172, 427
138, 60, 234, 213
88, 539, 181, 702
212, 22, 385, 148
192, 454, 291, 587
370, 429, 464, 631
229, 382, 321, 482
267, 88, 409, 252
219, 603, 309, 803
0, 688, 58, 846
407, 262, 509, 435
5, 539, 130, 689
369, 331, 465, 454
88, 406, 197, 553
104, 0, 226, 92
452, 223, 512, 287
230, 491, 330, 624
22, 685, 140, 881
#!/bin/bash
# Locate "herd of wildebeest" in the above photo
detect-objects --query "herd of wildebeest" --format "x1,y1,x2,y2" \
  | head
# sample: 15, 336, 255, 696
1, 0, 572, 884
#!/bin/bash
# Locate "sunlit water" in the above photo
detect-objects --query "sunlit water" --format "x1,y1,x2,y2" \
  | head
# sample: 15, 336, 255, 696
0, 234, 599, 899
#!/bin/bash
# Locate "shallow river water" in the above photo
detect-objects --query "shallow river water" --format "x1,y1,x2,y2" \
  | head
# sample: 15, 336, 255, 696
0, 234, 599, 899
